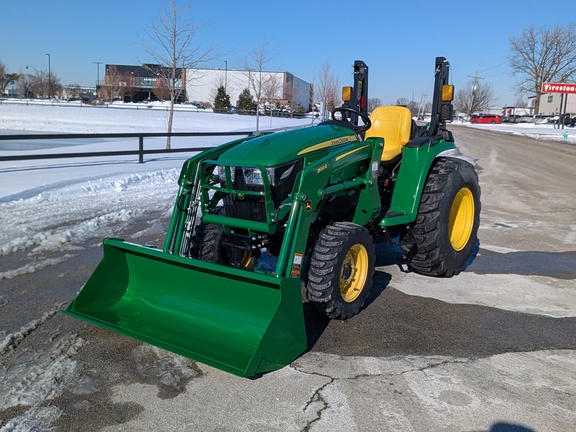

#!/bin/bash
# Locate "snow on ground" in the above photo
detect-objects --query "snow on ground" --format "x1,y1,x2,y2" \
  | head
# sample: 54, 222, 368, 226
0, 99, 302, 134
460, 119, 576, 144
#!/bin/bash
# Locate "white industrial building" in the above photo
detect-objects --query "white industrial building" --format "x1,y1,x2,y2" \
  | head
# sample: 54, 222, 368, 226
535, 92, 576, 115
185, 68, 312, 111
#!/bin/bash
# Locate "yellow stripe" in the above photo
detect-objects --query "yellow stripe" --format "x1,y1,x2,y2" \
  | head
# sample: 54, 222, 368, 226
335, 145, 369, 161
297, 135, 357, 155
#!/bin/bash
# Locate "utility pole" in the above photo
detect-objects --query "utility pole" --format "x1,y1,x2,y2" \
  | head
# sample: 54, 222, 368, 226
468, 71, 484, 116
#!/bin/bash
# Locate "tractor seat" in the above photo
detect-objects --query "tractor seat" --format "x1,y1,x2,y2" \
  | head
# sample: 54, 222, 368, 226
365, 106, 413, 161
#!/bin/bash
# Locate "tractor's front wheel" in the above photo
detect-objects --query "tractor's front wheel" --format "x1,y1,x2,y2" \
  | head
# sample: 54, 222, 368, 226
402, 157, 480, 277
306, 222, 375, 319
191, 207, 258, 269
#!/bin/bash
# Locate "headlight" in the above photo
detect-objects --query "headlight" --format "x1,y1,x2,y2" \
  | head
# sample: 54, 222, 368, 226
243, 162, 298, 187
243, 167, 275, 186
217, 165, 235, 183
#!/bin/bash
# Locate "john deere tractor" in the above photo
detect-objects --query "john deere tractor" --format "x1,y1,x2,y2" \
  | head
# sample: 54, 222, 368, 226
65, 57, 481, 377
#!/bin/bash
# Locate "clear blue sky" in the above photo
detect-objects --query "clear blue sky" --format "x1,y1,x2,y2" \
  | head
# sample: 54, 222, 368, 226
1, 0, 574, 107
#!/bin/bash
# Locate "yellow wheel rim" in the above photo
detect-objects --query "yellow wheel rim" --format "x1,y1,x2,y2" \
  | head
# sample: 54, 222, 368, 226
449, 187, 475, 251
240, 251, 255, 268
339, 244, 369, 302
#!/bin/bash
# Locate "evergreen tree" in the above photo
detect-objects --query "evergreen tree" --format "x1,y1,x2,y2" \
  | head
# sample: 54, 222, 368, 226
213, 85, 231, 113
236, 88, 255, 115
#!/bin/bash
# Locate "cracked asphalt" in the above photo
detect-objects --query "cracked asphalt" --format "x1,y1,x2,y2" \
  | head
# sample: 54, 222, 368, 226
1, 125, 576, 431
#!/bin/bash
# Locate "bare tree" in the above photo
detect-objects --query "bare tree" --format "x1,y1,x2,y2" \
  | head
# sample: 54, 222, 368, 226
263, 74, 282, 110
242, 39, 275, 131
145, 0, 217, 148
367, 97, 382, 112
17, 73, 33, 98
153, 77, 171, 101
508, 23, 576, 113
123, 72, 140, 102
395, 97, 420, 116
454, 80, 496, 117
29, 72, 45, 98
104, 65, 125, 101
396, 97, 410, 106
315, 61, 340, 119
47, 73, 63, 98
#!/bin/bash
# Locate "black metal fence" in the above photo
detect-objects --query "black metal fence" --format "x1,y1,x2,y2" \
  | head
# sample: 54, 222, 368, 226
0, 131, 257, 164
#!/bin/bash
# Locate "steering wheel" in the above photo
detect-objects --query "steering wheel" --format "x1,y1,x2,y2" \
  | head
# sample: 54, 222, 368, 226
331, 107, 372, 133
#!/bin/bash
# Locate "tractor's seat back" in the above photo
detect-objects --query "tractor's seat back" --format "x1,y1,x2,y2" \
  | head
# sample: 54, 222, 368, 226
366, 106, 413, 161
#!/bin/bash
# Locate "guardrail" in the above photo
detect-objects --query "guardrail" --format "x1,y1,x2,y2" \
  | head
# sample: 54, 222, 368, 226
0, 131, 256, 164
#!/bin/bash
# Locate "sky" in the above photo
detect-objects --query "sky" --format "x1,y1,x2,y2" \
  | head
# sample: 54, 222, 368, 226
1, 0, 575, 108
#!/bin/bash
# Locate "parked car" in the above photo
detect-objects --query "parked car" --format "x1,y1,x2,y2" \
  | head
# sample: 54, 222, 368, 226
533, 115, 551, 124
549, 114, 575, 126
470, 114, 502, 124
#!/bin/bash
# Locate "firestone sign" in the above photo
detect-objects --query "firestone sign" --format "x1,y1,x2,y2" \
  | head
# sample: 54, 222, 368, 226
541, 82, 576, 94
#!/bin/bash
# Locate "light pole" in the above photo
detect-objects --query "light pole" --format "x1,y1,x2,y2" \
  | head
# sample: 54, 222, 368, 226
45, 53, 51, 99
94, 61, 103, 97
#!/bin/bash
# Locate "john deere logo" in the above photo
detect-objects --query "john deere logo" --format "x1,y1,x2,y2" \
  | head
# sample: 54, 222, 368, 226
305, 200, 313, 211
237, 193, 245, 200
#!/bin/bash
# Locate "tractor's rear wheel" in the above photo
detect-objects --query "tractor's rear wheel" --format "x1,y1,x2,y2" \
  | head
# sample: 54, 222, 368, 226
402, 157, 480, 277
306, 222, 375, 319
191, 207, 258, 269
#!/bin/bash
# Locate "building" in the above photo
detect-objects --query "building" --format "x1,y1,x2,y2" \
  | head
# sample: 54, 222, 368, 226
535, 92, 576, 115
98, 64, 186, 103
185, 68, 312, 112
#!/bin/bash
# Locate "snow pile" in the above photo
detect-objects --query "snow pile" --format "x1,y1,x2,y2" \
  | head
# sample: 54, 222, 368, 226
0, 308, 60, 354
0, 406, 63, 432
460, 120, 576, 144
0, 168, 180, 280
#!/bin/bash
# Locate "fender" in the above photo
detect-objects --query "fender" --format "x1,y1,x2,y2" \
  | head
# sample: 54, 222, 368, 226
379, 137, 457, 227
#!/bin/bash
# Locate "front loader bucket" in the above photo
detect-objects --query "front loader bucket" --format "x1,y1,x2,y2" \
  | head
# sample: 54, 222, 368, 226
63, 239, 307, 377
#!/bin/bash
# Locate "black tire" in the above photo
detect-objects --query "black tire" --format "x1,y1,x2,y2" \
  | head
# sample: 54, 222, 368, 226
306, 222, 375, 319
191, 207, 258, 269
402, 157, 480, 277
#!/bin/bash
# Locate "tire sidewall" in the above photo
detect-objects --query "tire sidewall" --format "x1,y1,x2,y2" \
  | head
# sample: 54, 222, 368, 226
307, 223, 375, 319
437, 161, 481, 274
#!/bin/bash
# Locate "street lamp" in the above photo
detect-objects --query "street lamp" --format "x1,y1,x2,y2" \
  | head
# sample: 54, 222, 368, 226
94, 61, 103, 97
45, 53, 51, 99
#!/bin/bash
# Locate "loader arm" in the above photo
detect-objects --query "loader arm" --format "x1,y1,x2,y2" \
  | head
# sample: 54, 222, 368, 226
275, 137, 384, 278
164, 134, 262, 255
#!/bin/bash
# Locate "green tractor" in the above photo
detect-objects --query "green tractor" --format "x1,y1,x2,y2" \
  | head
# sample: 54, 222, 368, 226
64, 57, 480, 377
